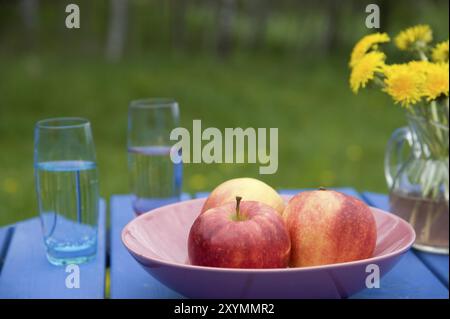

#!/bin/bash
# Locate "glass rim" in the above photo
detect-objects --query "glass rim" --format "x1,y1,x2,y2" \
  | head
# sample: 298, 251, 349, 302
129, 98, 178, 110
36, 117, 91, 129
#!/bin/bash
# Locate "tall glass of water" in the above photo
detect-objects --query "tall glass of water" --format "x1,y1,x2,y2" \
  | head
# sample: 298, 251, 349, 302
34, 118, 99, 265
128, 98, 182, 215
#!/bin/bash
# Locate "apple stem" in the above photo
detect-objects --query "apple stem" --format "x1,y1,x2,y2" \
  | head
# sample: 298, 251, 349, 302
319, 186, 327, 191
235, 196, 242, 219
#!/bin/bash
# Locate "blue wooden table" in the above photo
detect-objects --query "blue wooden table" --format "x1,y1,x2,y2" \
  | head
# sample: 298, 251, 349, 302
0, 189, 448, 298
0, 200, 106, 298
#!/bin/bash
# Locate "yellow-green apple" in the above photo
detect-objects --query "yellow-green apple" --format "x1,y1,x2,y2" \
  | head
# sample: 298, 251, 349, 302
201, 178, 285, 215
284, 189, 376, 267
189, 197, 291, 268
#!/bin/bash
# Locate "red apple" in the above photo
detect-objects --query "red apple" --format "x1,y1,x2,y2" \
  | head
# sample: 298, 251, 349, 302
284, 189, 377, 267
201, 178, 285, 215
189, 197, 291, 268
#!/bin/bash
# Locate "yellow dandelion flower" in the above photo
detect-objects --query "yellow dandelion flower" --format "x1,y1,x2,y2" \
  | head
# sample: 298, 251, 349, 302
432, 40, 449, 62
350, 33, 390, 67
422, 63, 449, 101
395, 25, 433, 51
350, 51, 386, 94
383, 63, 425, 107
408, 60, 433, 74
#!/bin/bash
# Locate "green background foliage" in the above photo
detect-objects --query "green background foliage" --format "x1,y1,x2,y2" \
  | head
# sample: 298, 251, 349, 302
0, 0, 448, 225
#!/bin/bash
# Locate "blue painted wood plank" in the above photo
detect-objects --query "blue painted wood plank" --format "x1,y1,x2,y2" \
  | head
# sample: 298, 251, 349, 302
362, 192, 449, 287
278, 187, 364, 200
360, 192, 389, 210
351, 250, 448, 299
180, 193, 192, 201
356, 192, 449, 298
278, 189, 307, 196
194, 192, 210, 199
0, 200, 106, 299
415, 252, 449, 288
0, 227, 11, 253
110, 195, 189, 299
0, 226, 14, 276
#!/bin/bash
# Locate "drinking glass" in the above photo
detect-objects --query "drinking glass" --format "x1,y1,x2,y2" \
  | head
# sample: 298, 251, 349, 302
127, 98, 182, 215
34, 118, 99, 265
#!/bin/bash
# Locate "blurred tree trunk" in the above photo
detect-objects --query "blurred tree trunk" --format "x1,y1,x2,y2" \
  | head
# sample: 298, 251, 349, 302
19, 0, 39, 49
216, 0, 235, 59
318, 0, 340, 55
377, 0, 391, 32
169, 0, 187, 50
82, 0, 96, 53
249, 0, 269, 50
106, 0, 129, 62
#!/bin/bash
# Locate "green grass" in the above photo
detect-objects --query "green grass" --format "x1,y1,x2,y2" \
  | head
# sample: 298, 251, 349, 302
0, 52, 405, 226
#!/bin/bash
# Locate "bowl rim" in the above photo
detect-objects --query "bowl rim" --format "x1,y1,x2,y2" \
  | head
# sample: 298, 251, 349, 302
121, 197, 416, 273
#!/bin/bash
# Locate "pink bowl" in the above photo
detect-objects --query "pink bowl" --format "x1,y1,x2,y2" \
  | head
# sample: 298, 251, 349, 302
122, 196, 415, 299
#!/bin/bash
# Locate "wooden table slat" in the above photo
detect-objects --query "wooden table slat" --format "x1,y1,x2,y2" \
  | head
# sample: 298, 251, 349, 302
0, 200, 106, 299
109, 195, 190, 299
278, 187, 363, 199
0, 226, 14, 275
362, 192, 449, 289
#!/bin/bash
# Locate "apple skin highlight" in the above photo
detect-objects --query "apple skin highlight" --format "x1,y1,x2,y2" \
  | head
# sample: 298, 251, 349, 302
200, 177, 285, 215
189, 200, 291, 269
284, 189, 377, 267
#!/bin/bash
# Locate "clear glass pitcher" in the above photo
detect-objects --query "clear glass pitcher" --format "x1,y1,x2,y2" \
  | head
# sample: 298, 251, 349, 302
385, 114, 449, 254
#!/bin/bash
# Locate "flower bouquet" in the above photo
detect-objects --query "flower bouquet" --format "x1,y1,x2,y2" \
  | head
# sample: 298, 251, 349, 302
349, 25, 449, 253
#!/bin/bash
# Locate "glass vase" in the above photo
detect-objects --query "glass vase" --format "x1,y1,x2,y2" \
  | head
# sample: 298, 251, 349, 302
385, 110, 449, 254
